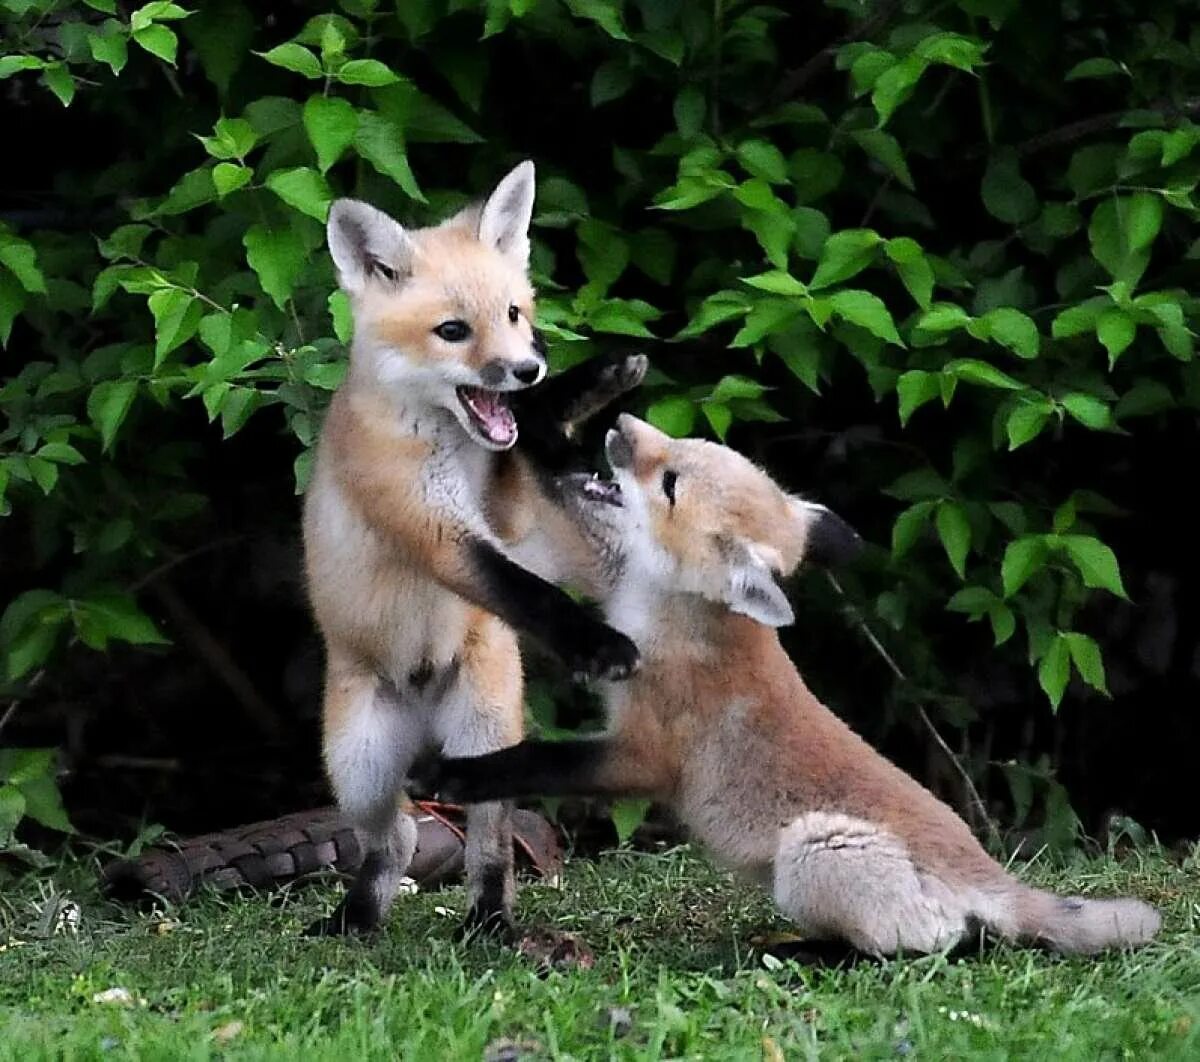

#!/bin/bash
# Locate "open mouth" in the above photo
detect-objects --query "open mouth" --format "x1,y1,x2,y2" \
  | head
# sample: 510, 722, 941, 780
456, 386, 517, 448
562, 472, 623, 507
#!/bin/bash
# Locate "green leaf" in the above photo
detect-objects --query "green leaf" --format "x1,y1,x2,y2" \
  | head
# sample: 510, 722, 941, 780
337, 58, 401, 86
1116, 378, 1173, 420
16, 772, 72, 833
1124, 192, 1164, 253
0, 270, 24, 345
1096, 309, 1136, 365
610, 798, 650, 845
1006, 398, 1053, 450
244, 223, 305, 309
564, 0, 631, 40
1089, 198, 1149, 287
258, 43, 322, 79
828, 289, 902, 345
1038, 635, 1070, 710
981, 152, 1038, 225
850, 129, 914, 190
36, 442, 85, 466
741, 271, 806, 297
590, 59, 633, 106
896, 370, 939, 426
329, 290, 353, 344
913, 303, 971, 335
0, 785, 25, 843
303, 95, 357, 173
1001, 536, 1048, 596
735, 139, 788, 184
355, 112, 425, 201
80, 593, 170, 646
702, 402, 733, 441
147, 287, 202, 366
891, 500, 936, 559
1051, 297, 1107, 339
132, 24, 178, 65
884, 237, 933, 309
676, 292, 749, 338
810, 229, 881, 290
945, 586, 997, 616
673, 85, 705, 138
0, 56, 47, 79
988, 603, 1016, 646
646, 395, 695, 437
212, 161, 252, 197
265, 167, 332, 222
42, 63, 75, 107
1061, 393, 1113, 430
0, 236, 48, 294
709, 375, 767, 403
1065, 57, 1124, 80
871, 55, 923, 125
935, 500, 971, 578
87, 380, 138, 451
1059, 534, 1127, 597
945, 358, 1022, 389
979, 307, 1039, 359
1063, 632, 1108, 694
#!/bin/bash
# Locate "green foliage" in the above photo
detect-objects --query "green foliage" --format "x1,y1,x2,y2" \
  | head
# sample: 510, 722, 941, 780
2, 0, 1197, 842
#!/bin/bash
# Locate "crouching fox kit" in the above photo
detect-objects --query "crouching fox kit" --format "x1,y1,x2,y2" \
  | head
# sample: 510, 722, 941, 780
432, 415, 1161, 956
303, 161, 643, 937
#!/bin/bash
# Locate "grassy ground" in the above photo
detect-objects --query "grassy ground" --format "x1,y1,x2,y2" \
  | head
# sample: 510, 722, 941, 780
0, 844, 1197, 1060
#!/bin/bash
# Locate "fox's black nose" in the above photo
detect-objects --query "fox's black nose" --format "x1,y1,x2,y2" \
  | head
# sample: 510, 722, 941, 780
512, 360, 544, 385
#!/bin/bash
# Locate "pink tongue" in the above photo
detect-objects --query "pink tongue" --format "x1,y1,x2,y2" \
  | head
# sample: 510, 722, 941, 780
468, 389, 516, 443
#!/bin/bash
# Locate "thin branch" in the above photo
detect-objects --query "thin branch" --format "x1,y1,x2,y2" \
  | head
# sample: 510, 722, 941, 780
151, 581, 283, 742
770, 0, 904, 107
824, 572, 1003, 851
0, 669, 45, 741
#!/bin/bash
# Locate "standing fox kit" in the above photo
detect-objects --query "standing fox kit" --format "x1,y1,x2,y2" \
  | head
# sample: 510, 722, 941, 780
302, 161, 641, 936
433, 415, 1161, 956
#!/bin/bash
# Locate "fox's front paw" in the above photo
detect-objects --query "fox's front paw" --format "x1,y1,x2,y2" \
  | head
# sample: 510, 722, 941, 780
568, 622, 640, 682
598, 353, 648, 398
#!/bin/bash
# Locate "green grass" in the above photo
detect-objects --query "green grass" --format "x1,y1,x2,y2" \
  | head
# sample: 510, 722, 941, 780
1, 845, 1198, 1060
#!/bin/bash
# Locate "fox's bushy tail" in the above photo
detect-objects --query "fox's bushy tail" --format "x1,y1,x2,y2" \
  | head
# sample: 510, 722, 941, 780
1002, 884, 1161, 954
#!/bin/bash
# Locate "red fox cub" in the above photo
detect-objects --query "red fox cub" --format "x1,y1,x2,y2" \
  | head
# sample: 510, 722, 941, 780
302, 161, 641, 937
431, 415, 1162, 957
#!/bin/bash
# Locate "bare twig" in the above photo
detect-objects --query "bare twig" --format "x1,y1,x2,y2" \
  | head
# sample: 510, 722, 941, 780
127, 536, 244, 594
824, 572, 1003, 850
0, 669, 45, 741
770, 0, 904, 106
961, 97, 1200, 161
151, 581, 283, 742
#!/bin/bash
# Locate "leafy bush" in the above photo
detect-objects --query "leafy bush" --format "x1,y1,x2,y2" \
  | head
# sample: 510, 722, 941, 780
1, 0, 1196, 846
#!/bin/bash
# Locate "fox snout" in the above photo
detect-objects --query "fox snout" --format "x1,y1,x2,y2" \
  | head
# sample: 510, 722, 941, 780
478, 355, 546, 390
802, 504, 863, 567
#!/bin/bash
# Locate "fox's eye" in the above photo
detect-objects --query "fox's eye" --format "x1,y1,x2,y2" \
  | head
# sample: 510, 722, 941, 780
433, 320, 471, 342
662, 469, 678, 505
508, 304, 520, 324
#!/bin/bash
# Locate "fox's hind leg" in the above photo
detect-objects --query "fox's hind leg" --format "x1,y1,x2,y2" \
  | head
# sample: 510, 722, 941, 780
306, 656, 422, 936
773, 812, 973, 956
435, 617, 525, 936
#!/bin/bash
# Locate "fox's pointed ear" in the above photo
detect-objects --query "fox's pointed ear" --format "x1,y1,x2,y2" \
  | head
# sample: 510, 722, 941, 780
478, 160, 535, 269
721, 540, 795, 628
327, 199, 416, 295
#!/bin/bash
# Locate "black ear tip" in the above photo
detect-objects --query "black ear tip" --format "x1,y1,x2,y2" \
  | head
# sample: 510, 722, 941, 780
807, 508, 863, 568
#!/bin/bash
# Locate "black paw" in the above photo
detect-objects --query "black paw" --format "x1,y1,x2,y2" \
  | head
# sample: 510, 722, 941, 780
303, 898, 379, 937
567, 621, 640, 682
407, 754, 444, 799
456, 906, 515, 942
